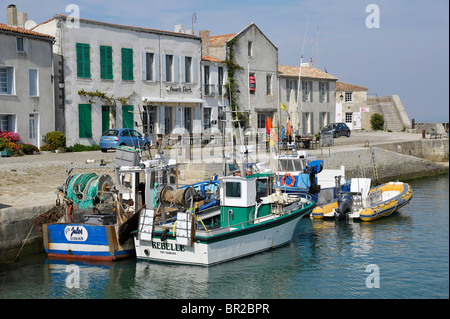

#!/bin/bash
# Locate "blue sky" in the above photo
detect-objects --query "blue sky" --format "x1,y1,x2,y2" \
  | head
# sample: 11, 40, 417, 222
3, 0, 448, 123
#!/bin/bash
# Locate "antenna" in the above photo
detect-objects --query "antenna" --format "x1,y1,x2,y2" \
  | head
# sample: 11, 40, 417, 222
192, 13, 197, 34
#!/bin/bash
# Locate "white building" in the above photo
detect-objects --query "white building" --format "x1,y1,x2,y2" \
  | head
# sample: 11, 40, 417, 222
278, 64, 337, 135
34, 15, 203, 146
0, 5, 55, 148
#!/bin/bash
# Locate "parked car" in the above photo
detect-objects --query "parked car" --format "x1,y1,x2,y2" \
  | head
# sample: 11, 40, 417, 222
99, 128, 151, 152
320, 123, 351, 138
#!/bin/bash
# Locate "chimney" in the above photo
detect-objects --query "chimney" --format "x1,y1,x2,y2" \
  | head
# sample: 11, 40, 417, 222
199, 30, 210, 56
17, 12, 28, 28
7, 4, 17, 26
174, 24, 185, 33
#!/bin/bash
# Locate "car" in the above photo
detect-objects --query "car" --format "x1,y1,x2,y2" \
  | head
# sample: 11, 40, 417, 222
99, 128, 151, 152
320, 122, 351, 138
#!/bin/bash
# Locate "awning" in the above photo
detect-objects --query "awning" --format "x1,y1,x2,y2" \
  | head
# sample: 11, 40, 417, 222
142, 97, 205, 104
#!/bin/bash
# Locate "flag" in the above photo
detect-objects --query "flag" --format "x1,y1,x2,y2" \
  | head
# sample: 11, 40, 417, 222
287, 121, 291, 136
280, 101, 287, 111
270, 129, 278, 142
324, 67, 328, 73
310, 57, 313, 65
266, 117, 272, 135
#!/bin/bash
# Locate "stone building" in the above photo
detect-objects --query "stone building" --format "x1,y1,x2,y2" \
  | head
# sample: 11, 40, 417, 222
335, 81, 369, 130
278, 64, 337, 135
0, 5, 55, 147
199, 23, 278, 135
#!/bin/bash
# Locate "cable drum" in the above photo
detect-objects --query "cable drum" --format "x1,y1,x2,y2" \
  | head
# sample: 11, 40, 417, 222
159, 186, 203, 209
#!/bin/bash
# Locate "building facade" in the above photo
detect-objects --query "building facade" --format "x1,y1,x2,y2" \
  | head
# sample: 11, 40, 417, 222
199, 23, 279, 134
34, 15, 203, 146
335, 81, 369, 130
0, 15, 55, 147
279, 64, 337, 136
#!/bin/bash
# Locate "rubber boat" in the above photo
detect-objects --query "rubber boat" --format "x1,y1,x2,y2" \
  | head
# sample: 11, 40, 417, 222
311, 178, 413, 221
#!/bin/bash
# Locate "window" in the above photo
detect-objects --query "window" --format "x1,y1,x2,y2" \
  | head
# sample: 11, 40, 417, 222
0, 115, 15, 132
164, 107, 173, 134
78, 104, 92, 138
16, 37, 27, 53
302, 80, 313, 102
143, 105, 157, 134
76, 43, 91, 78
144, 52, 154, 81
102, 105, 110, 133
121, 48, 134, 81
226, 182, 241, 198
184, 56, 192, 83
184, 107, 192, 133
204, 65, 213, 95
257, 113, 272, 129
345, 112, 353, 124
345, 92, 352, 102
248, 41, 253, 57
319, 82, 329, 103
0, 67, 14, 95
204, 107, 212, 130
286, 79, 298, 102
29, 69, 38, 97
249, 73, 255, 95
100, 45, 113, 80
266, 74, 272, 95
122, 105, 134, 129
165, 54, 174, 82
218, 67, 224, 96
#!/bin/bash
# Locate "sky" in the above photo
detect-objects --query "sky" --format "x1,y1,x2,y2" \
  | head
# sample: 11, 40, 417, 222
2, 0, 448, 123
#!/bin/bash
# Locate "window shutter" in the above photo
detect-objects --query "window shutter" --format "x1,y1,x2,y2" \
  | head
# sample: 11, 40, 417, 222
100, 46, 113, 79
102, 105, 110, 132
154, 54, 160, 82
161, 54, 166, 82
309, 81, 313, 102
122, 105, 134, 129
142, 52, 147, 80
192, 57, 198, 84
78, 104, 92, 138
174, 55, 179, 82
76, 43, 91, 78
122, 48, 133, 81
181, 56, 186, 83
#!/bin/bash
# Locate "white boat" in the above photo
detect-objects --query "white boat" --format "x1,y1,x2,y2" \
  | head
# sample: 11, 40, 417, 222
134, 171, 315, 266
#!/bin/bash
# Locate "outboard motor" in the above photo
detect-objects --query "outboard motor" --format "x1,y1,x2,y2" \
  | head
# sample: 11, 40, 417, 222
304, 160, 323, 195
335, 193, 353, 220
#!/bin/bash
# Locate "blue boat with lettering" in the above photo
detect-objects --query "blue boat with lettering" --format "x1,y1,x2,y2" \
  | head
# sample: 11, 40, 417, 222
43, 148, 179, 262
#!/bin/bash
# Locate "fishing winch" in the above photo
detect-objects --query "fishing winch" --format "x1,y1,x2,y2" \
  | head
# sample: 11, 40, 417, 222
159, 186, 205, 209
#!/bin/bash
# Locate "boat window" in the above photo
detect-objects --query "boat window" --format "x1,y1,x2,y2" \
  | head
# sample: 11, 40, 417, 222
225, 182, 241, 198
256, 178, 269, 200
279, 159, 301, 172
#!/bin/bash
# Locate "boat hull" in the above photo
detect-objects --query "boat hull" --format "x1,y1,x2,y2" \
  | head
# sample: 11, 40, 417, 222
135, 204, 313, 266
43, 223, 135, 261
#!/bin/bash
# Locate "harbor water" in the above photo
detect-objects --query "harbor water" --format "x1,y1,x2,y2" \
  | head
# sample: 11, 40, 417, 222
0, 174, 448, 299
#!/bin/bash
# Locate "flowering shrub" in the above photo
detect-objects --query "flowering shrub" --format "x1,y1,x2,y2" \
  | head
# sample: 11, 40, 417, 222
370, 113, 385, 131
7, 141, 23, 156
40, 144, 53, 151
21, 143, 39, 155
0, 131, 21, 143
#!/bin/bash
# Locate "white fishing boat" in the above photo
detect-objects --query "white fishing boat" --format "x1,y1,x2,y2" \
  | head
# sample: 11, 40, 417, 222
134, 171, 315, 266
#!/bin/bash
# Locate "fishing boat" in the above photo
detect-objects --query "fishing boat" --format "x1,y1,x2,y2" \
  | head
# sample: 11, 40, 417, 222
133, 171, 315, 266
311, 178, 413, 221
276, 150, 350, 204
43, 146, 179, 261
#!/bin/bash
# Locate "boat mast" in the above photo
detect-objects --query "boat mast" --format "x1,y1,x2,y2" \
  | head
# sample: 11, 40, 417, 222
297, 16, 309, 136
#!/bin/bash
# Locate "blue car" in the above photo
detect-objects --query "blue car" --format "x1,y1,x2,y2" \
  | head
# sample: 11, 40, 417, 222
99, 129, 151, 152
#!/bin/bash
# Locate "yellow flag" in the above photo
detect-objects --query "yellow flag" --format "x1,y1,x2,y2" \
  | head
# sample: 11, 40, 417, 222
280, 101, 287, 111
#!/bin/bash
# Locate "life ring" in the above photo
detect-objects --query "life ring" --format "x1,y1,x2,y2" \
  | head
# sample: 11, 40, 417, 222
281, 173, 296, 187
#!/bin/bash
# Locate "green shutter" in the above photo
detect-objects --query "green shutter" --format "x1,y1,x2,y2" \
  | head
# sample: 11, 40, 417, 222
76, 43, 91, 78
100, 46, 113, 80
79, 104, 92, 138
102, 105, 110, 132
122, 105, 134, 129
121, 48, 133, 81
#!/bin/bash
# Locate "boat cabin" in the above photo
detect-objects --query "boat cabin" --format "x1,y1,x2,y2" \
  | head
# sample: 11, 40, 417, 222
219, 173, 273, 228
